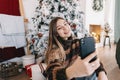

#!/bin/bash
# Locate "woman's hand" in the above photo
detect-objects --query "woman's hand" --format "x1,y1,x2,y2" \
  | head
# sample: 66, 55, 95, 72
66, 52, 100, 79
98, 71, 108, 80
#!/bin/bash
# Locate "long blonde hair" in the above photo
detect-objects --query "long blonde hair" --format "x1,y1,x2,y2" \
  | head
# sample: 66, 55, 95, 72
45, 17, 66, 64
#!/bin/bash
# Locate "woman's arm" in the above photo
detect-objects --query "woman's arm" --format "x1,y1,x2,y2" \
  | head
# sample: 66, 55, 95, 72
95, 62, 108, 80
98, 71, 108, 80
96, 62, 108, 80
66, 53, 100, 79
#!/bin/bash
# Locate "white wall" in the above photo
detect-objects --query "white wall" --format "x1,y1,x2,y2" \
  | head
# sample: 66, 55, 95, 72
85, 0, 115, 47
21, 0, 39, 31
85, 0, 105, 47
85, 0, 105, 31
22, 0, 38, 21
104, 0, 115, 43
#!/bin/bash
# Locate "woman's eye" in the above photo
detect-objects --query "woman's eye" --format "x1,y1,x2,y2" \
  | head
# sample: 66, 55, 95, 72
64, 23, 68, 25
57, 27, 62, 30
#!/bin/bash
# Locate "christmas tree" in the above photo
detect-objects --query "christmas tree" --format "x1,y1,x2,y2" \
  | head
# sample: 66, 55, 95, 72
27, 0, 87, 58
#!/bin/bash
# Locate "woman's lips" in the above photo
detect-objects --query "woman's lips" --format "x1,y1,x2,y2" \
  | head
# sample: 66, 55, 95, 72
64, 31, 69, 34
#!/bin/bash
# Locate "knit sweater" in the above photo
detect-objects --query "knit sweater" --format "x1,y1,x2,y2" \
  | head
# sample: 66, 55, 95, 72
46, 36, 106, 80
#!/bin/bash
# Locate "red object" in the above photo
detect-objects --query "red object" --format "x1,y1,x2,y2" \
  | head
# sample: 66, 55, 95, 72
32, 39, 35, 43
0, 0, 20, 16
71, 23, 77, 29
37, 33, 43, 38
25, 63, 36, 77
0, 47, 25, 62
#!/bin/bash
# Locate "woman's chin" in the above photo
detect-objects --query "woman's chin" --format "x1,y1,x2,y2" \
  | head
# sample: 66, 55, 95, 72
65, 34, 71, 38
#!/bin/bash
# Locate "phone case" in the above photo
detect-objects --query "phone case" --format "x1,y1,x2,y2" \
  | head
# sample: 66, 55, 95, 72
79, 37, 97, 62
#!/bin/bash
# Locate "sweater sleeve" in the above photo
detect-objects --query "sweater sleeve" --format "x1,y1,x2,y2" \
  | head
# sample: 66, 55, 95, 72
95, 62, 107, 76
46, 61, 67, 80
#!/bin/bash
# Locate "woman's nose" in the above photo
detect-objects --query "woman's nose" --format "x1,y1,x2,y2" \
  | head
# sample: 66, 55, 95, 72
63, 26, 68, 31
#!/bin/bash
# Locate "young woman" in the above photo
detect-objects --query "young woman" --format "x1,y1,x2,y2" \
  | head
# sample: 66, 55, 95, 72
45, 17, 108, 80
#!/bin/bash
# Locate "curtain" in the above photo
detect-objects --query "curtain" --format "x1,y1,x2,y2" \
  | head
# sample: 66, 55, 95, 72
114, 0, 120, 43
0, 0, 20, 16
0, 0, 25, 62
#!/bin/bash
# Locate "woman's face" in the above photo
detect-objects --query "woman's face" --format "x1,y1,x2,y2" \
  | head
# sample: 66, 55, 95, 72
56, 19, 72, 40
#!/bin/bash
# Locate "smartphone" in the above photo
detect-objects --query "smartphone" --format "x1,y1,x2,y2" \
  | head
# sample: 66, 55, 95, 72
79, 37, 97, 62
